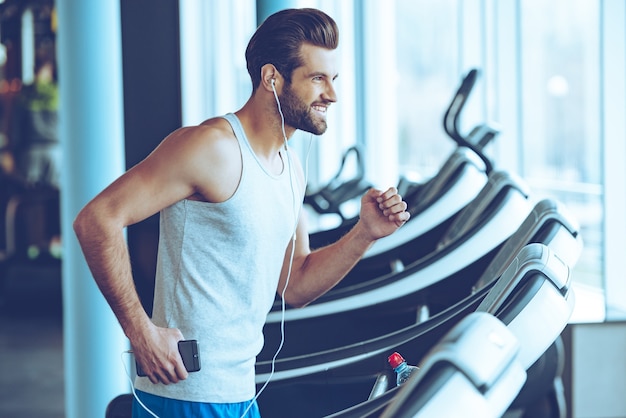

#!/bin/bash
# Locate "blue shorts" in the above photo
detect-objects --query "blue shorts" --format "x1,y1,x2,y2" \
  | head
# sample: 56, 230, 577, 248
132, 389, 261, 418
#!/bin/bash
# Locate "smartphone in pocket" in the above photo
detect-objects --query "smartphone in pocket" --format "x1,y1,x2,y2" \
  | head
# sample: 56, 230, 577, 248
136, 339, 201, 377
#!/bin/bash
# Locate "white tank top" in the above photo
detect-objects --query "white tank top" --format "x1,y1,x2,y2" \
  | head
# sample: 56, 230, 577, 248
135, 113, 302, 403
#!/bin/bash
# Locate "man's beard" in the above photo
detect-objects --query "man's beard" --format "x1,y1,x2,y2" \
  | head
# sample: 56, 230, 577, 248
279, 84, 328, 135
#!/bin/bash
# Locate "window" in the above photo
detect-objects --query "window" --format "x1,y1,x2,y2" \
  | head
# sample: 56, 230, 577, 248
394, 0, 462, 181
518, 0, 604, 321
385, 0, 626, 322
179, 0, 256, 126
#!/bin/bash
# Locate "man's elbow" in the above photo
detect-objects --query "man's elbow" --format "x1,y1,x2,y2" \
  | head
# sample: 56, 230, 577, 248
74, 199, 100, 232
72, 207, 89, 241
73, 203, 103, 244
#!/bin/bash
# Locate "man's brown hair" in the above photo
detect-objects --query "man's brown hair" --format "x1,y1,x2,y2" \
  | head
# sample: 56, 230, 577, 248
245, 8, 339, 90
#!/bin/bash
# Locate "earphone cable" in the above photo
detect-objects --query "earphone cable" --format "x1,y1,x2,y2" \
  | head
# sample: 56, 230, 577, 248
239, 83, 311, 418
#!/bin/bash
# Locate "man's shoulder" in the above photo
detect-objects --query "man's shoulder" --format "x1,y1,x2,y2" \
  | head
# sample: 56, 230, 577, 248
197, 115, 233, 134
152, 116, 241, 202
167, 117, 237, 152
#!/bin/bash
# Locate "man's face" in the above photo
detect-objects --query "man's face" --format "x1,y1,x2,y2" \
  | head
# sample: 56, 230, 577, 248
279, 44, 338, 135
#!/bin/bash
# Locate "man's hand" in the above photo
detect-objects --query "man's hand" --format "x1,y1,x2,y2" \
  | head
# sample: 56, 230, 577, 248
132, 325, 189, 385
359, 187, 410, 240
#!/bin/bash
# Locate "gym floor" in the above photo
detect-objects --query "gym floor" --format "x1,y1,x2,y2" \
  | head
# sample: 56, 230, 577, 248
0, 266, 65, 418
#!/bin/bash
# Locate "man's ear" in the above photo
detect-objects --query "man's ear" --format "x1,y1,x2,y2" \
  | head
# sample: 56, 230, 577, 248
261, 64, 281, 92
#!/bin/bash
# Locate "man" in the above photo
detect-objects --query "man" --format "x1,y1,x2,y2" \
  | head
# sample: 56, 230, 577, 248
73, 8, 410, 418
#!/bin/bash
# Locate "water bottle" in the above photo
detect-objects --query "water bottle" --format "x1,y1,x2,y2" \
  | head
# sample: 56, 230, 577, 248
388, 351, 419, 386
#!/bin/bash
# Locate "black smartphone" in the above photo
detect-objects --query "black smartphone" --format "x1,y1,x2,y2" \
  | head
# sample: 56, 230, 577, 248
136, 339, 201, 377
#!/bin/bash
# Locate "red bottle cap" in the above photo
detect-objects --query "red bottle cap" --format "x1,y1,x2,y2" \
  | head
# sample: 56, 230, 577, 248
388, 352, 405, 369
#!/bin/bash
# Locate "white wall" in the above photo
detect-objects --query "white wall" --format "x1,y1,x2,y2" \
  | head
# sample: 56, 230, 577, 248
565, 322, 626, 418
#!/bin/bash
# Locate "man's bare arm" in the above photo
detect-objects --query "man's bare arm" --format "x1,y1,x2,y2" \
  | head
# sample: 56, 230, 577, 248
73, 121, 239, 383
278, 187, 409, 307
